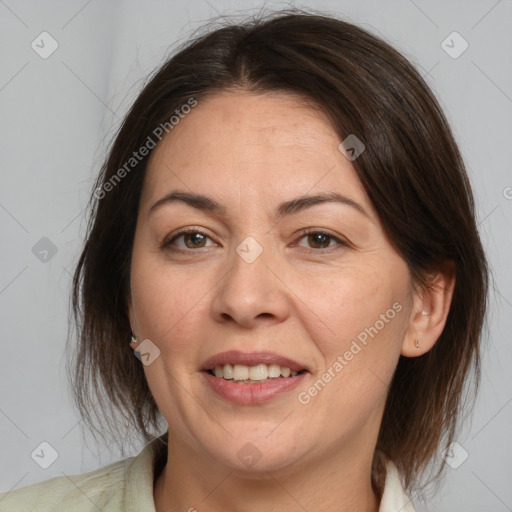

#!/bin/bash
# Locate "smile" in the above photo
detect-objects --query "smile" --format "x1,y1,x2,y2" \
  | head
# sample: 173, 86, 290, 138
207, 363, 306, 382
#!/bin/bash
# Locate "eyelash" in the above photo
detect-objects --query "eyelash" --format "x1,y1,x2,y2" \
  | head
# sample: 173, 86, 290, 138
161, 227, 349, 253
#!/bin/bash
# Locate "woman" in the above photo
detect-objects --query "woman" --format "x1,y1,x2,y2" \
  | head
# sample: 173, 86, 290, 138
0, 9, 488, 511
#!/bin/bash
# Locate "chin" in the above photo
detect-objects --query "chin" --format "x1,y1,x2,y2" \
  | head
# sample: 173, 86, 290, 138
198, 432, 307, 475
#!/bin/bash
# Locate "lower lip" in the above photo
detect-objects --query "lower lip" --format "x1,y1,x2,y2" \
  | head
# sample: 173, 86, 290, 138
202, 371, 308, 404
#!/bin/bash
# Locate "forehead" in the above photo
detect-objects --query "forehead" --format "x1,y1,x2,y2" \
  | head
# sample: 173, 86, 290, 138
142, 90, 375, 219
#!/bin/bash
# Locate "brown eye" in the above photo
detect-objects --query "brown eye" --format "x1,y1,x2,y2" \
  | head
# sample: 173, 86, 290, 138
296, 230, 348, 252
162, 229, 215, 251
181, 232, 207, 248
306, 233, 332, 249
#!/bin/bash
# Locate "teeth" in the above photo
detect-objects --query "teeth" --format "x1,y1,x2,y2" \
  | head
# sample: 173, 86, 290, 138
249, 364, 268, 380
280, 366, 291, 378
223, 363, 234, 379
268, 364, 281, 378
233, 364, 249, 380
211, 363, 302, 381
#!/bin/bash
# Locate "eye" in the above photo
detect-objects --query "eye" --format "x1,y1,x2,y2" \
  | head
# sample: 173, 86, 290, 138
295, 229, 348, 251
161, 228, 348, 253
161, 228, 216, 250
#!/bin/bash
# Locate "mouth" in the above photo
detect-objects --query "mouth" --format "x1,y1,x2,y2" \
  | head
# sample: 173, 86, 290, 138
205, 363, 308, 383
200, 351, 309, 403
201, 350, 310, 381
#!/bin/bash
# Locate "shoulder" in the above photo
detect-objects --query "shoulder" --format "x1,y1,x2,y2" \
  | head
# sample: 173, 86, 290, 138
0, 435, 167, 512
0, 456, 131, 512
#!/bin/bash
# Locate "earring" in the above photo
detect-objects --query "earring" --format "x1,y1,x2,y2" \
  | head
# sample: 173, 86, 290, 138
130, 333, 138, 344
415, 339, 421, 349
421, 311, 429, 316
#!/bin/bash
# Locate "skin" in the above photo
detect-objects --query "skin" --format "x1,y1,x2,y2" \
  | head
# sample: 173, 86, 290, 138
127, 90, 455, 512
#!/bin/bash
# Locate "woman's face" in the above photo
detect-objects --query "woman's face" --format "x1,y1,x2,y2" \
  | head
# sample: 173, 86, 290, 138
128, 90, 416, 473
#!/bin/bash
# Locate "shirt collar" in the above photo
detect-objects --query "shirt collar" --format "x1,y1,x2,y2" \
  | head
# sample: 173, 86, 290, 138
378, 459, 417, 512
124, 432, 168, 511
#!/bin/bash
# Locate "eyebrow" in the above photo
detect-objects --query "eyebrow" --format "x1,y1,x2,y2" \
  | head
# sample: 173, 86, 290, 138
148, 190, 369, 220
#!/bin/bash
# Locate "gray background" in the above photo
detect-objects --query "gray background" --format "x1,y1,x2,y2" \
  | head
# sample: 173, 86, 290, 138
0, 0, 511, 510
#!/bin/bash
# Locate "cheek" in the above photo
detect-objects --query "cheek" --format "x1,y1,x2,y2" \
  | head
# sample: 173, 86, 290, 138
294, 260, 410, 408
293, 260, 409, 352
129, 250, 211, 355
295, 280, 407, 441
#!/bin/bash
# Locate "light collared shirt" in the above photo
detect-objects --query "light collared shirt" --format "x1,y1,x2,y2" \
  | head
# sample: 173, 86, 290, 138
0, 435, 416, 511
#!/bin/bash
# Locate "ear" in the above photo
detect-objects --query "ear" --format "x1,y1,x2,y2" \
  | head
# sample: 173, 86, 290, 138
401, 261, 456, 357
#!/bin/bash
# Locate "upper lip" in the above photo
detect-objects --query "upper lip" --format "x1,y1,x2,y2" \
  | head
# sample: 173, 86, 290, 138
201, 350, 309, 373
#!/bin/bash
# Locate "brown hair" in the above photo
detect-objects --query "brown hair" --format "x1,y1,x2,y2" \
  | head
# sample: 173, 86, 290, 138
68, 8, 488, 494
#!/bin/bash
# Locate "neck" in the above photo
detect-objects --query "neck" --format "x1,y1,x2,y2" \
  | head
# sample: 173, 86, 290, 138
153, 433, 381, 512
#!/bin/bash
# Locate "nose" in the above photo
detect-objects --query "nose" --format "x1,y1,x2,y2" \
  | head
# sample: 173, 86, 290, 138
210, 239, 291, 329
